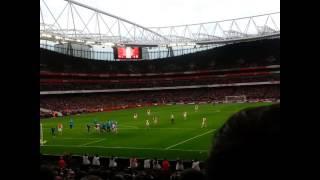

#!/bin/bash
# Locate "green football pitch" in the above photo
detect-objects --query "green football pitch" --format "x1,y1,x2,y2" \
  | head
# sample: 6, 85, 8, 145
40, 102, 272, 160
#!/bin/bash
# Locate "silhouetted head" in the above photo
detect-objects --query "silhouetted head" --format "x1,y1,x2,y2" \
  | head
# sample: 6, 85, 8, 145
206, 104, 280, 179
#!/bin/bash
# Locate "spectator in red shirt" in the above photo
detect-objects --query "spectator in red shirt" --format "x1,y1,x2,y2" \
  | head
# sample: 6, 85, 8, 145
58, 156, 66, 169
162, 159, 170, 171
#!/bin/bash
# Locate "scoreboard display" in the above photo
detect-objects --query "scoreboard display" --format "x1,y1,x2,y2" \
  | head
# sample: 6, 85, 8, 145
114, 46, 142, 60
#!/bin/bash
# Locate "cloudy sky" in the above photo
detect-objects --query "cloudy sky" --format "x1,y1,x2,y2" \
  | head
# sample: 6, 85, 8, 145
42, 0, 280, 27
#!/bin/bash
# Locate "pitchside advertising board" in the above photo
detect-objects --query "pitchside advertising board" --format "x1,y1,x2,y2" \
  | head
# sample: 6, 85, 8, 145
113, 46, 142, 60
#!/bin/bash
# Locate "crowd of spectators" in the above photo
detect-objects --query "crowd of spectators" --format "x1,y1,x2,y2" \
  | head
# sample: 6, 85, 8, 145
40, 85, 279, 117
40, 74, 279, 91
40, 154, 205, 180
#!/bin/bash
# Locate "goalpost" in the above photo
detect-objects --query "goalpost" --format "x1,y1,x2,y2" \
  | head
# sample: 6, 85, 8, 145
40, 123, 47, 145
225, 95, 247, 103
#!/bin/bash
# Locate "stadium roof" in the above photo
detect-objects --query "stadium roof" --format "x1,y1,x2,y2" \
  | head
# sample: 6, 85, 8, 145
40, 0, 280, 46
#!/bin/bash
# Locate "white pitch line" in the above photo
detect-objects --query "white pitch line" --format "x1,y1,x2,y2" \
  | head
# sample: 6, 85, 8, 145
41, 144, 208, 152
168, 148, 208, 152
79, 139, 105, 146
55, 137, 102, 140
165, 129, 216, 150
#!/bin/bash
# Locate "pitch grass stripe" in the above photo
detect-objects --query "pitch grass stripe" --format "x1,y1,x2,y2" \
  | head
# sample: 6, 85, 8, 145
165, 129, 216, 150
41, 144, 208, 152
80, 139, 106, 146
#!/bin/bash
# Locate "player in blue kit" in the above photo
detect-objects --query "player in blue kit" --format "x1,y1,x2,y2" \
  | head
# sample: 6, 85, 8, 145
106, 120, 111, 133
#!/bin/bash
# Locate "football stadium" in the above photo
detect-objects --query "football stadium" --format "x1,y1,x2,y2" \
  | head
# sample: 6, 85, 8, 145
40, 0, 280, 179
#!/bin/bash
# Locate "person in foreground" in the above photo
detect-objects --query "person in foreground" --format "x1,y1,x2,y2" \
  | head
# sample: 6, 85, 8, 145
205, 103, 280, 179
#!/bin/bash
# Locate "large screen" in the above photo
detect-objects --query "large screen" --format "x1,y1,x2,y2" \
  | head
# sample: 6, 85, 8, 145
114, 47, 142, 60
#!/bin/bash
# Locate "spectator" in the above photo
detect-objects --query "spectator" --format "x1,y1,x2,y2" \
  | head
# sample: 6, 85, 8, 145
134, 157, 138, 169
92, 154, 100, 166
152, 158, 161, 170
170, 171, 182, 180
109, 156, 117, 168
206, 104, 280, 179
58, 156, 66, 169
129, 158, 133, 169
175, 159, 184, 171
191, 159, 200, 171
82, 154, 90, 166
67, 168, 75, 179
162, 158, 170, 171
143, 158, 151, 169
129, 157, 138, 169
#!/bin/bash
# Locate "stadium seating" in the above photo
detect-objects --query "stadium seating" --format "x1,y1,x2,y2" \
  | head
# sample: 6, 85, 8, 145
40, 85, 279, 116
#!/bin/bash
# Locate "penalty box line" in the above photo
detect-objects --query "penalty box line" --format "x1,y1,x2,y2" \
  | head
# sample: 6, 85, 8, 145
165, 129, 216, 150
79, 139, 106, 146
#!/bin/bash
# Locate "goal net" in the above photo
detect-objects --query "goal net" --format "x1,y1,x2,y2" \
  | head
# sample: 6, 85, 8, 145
225, 95, 247, 103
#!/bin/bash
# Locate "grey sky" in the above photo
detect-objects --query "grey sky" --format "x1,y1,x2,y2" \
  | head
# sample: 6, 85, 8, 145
43, 0, 280, 27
